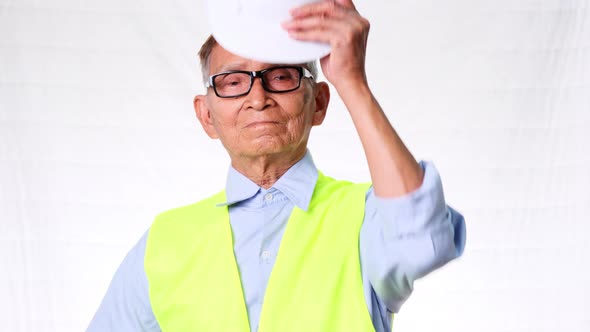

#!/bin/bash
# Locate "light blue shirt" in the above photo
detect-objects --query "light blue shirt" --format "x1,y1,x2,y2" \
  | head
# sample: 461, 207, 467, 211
87, 151, 466, 332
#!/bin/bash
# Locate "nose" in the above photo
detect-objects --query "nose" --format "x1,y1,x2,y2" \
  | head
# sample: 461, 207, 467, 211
244, 76, 273, 111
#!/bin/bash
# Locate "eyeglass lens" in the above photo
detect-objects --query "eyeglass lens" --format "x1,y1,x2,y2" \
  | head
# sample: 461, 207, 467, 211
213, 67, 301, 97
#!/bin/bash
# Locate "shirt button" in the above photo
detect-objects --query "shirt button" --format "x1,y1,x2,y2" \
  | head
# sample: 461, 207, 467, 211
264, 193, 273, 202
261, 250, 271, 262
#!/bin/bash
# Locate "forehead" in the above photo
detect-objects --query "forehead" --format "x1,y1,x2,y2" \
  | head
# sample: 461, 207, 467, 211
208, 44, 305, 74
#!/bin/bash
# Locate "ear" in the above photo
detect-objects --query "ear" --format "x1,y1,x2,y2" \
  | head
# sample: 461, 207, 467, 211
194, 95, 219, 139
311, 82, 330, 126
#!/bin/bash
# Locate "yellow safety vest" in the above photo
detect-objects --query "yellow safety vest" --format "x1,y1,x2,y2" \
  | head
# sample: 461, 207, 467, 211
145, 173, 379, 331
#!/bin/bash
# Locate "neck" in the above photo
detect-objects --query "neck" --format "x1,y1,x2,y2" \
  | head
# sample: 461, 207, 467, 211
230, 149, 307, 189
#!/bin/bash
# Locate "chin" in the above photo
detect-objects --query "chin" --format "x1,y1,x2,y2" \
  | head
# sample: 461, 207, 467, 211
226, 133, 306, 159
240, 140, 294, 158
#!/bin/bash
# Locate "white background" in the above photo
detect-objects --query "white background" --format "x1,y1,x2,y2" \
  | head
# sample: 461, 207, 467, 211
1, 0, 589, 331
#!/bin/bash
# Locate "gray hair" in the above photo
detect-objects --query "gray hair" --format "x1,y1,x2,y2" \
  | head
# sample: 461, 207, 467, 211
198, 35, 318, 85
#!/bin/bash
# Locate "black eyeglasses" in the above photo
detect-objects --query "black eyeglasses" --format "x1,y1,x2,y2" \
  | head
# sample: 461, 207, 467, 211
205, 66, 314, 98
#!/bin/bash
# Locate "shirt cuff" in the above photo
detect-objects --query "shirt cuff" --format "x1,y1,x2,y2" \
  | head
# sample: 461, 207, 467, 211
372, 161, 448, 237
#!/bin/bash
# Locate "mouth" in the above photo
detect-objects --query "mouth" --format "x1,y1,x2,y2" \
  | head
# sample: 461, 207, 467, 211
244, 121, 280, 128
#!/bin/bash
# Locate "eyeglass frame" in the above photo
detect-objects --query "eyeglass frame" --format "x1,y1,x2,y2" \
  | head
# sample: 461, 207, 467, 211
205, 65, 315, 98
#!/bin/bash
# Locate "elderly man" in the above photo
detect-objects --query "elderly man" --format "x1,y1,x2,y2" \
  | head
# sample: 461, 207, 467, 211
88, 0, 465, 331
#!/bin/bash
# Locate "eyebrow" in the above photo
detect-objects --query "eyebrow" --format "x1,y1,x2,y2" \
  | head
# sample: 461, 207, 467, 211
215, 62, 249, 73
213, 62, 298, 74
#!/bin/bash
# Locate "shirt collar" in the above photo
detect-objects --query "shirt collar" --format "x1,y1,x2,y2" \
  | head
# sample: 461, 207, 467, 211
216, 150, 318, 211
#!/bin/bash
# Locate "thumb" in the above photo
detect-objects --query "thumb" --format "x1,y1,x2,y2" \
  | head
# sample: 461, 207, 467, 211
333, 0, 356, 9
334, 0, 356, 9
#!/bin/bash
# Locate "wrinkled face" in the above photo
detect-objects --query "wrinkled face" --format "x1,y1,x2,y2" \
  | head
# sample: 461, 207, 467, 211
194, 44, 329, 160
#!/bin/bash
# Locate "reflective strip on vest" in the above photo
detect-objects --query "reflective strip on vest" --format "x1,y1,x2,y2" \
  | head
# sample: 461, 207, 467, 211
145, 173, 377, 331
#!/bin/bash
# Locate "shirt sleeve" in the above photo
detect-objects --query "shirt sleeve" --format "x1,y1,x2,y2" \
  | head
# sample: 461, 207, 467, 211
86, 230, 161, 332
359, 161, 466, 314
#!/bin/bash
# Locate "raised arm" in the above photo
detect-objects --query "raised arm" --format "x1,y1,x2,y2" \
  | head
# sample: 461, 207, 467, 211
283, 0, 423, 197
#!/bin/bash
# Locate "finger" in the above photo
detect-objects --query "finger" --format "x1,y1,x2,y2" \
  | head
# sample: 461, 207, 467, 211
334, 0, 356, 10
287, 27, 333, 45
282, 15, 344, 31
289, 0, 347, 19
286, 21, 352, 46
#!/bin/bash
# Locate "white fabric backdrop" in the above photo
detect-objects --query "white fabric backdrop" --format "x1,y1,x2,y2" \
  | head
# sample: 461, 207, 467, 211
1, 0, 589, 331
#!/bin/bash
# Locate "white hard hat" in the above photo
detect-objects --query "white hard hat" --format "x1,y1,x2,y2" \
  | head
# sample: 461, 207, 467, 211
206, 0, 331, 64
